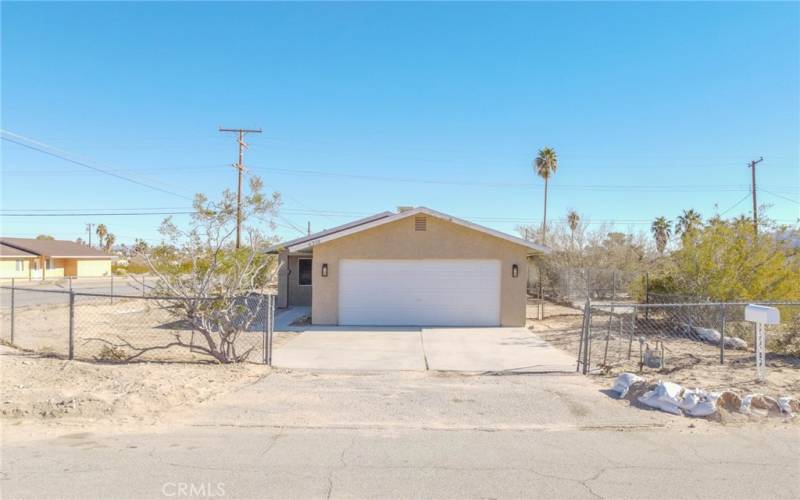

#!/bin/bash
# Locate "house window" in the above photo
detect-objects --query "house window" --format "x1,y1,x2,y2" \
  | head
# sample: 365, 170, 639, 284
15, 260, 24, 271
46, 258, 55, 270
32, 260, 39, 271
298, 258, 312, 286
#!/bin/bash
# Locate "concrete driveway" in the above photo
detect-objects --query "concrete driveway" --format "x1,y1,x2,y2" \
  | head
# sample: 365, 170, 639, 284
273, 326, 576, 372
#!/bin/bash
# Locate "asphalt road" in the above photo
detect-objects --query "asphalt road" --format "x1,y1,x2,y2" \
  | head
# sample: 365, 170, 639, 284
3, 371, 798, 499
0, 277, 151, 308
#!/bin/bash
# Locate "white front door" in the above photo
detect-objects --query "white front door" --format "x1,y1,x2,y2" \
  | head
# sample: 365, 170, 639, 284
338, 259, 501, 326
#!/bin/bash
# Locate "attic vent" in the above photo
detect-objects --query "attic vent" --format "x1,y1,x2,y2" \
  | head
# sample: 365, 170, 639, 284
414, 215, 427, 231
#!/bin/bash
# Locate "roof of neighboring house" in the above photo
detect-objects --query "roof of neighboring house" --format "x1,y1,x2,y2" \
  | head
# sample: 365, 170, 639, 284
0, 242, 38, 258
0, 237, 112, 259
268, 207, 551, 255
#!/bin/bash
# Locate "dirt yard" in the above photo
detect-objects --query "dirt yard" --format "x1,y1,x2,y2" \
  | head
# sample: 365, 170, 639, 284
0, 344, 275, 423
528, 302, 800, 398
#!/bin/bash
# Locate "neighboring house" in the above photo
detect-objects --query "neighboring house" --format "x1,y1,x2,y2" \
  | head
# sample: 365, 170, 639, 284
0, 237, 112, 279
267, 207, 549, 327
0, 243, 38, 279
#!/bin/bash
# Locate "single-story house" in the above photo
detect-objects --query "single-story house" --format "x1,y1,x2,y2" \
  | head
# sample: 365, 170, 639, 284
0, 237, 112, 279
267, 207, 549, 327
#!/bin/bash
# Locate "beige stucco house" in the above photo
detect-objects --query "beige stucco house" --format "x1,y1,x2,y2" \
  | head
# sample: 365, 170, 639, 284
267, 207, 549, 327
0, 237, 112, 279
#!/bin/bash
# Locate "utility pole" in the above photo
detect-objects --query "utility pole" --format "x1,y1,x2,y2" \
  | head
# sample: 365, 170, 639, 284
748, 157, 764, 235
307, 221, 311, 235
85, 223, 94, 247
219, 127, 262, 248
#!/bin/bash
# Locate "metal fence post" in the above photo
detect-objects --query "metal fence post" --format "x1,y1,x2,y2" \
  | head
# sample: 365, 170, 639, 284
10, 277, 15, 344
68, 290, 75, 360
577, 299, 589, 372
267, 295, 274, 366
110, 275, 114, 305
719, 304, 726, 365
582, 300, 592, 374
627, 305, 637, 359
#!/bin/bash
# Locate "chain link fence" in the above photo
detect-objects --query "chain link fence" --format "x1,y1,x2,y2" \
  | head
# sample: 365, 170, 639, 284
0, 280, 275, 364
576, 301, 800, 375
528, 265, 644, 312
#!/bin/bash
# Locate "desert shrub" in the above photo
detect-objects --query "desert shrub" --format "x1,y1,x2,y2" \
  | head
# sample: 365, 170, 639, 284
94, 345, 129, 363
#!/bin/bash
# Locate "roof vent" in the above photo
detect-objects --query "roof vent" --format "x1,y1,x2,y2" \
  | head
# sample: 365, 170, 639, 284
397, 206, 414, 213
414, 215, 427, 231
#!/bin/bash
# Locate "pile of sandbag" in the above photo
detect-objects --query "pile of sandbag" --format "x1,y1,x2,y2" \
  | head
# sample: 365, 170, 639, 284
610, 373, 797, 419
679, 324, 748, 350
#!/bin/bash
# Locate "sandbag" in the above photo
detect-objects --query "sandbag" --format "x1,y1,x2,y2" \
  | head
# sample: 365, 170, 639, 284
679, 388, 721, 417
638, 381, 684, 415
611, 373, 644, 398
777, 397, 798, 417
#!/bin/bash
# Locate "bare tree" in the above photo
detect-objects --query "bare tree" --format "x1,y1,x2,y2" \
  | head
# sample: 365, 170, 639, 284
96, 176, 282, 363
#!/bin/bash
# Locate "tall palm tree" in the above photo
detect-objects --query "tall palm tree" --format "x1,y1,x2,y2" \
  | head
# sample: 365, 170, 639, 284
95, 224, 108, 249
650, 217, 672, 256
676, 209, 702, 237
567, 210, 580, 247
103, 233, 116, 253
533, 147, 558, 244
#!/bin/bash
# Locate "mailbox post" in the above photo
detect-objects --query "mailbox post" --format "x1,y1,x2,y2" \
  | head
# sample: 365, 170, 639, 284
744, 304, 780, 382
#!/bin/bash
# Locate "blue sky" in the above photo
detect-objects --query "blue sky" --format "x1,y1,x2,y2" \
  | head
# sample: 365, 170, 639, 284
2, 2, 798, 245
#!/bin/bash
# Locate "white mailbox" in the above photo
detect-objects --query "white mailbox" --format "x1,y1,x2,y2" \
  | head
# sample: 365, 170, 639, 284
744, 304, 780, 324
745, 304, 780, 382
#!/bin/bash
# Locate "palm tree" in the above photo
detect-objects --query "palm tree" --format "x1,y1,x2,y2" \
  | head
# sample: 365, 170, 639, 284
103, 233, 116, 253
567, 210, 580, 247
533, 147, 558, 244
95, 224, 108, 249
651, 217, 672, 256
676, 209, 702, 237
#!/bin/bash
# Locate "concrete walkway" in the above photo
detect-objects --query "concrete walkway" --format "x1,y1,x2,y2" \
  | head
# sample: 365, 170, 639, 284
273, 326, 576, 373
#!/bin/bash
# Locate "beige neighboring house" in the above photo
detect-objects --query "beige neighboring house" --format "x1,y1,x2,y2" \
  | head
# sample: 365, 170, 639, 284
267, 207, 549, 327
0, 237, 112, 279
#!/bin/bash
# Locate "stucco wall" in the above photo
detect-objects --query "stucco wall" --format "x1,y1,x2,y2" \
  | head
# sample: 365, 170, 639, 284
311, 215, 529, 326
0, 258, 33, 279
76, 259, 111, 277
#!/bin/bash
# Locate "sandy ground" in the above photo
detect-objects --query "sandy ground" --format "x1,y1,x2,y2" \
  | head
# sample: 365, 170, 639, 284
0, 297, 288, 363
0, 333, 299, 424
529, 302, 800, 398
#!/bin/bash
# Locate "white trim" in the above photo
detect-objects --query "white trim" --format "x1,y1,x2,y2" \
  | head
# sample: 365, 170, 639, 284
287, 207, 550, 254
266, 211, 394, 253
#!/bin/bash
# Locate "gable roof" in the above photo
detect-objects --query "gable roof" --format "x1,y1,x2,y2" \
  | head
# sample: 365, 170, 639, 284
274, 207, 550, 254
0, 242, 38, 258
266, 211, 394, 253
0, 237, 112, 259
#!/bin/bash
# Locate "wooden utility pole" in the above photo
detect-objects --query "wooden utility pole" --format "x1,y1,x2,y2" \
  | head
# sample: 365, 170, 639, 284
85, 223, 94, 247
219, 127, 262, 248
748, 157, 764, 235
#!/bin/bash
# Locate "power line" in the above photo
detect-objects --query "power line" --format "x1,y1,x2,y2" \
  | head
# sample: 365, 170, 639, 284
759, 188, 799, 205
0, 211, 194, 217
718, 193, 752, 216
249, 165, 788, 193
0, 130, 193, 200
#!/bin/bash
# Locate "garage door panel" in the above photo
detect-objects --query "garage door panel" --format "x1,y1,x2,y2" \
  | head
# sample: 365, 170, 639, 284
338, 259, 500, 326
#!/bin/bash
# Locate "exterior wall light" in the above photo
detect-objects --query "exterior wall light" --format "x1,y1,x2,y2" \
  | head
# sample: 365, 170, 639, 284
512, 264, 519, 278
321, 263, 328, 277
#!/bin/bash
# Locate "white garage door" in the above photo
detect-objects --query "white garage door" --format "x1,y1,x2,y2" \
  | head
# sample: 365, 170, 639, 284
338, 259, 501, 326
